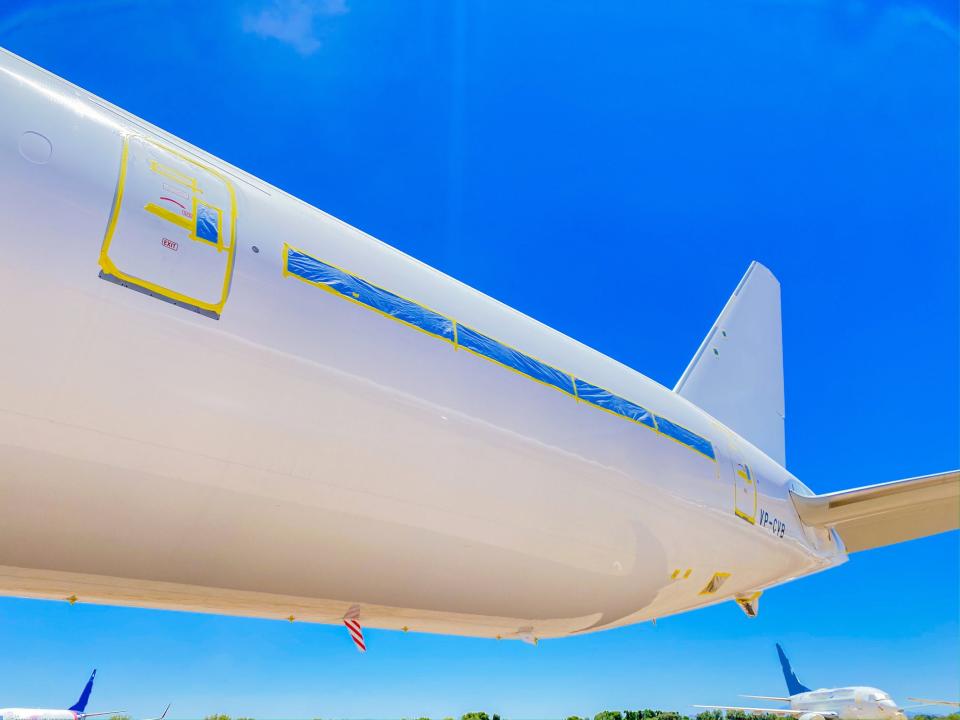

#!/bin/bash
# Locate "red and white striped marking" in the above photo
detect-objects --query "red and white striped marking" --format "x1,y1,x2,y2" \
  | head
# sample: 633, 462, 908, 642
343, 606, 366, 652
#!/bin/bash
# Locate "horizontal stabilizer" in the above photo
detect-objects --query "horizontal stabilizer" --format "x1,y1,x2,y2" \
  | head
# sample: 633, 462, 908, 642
906, 698, 960, 708
143, 703, 172, 720
791, 470, 960, 553
675, 262, 785, 466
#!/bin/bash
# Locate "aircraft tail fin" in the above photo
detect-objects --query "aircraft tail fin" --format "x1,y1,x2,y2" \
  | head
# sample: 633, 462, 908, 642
69, 669, 96, 713
675, 262, 785, 466
777, 643, 810, 696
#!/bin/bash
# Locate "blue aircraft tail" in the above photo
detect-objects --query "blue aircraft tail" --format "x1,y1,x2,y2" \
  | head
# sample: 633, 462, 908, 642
776, 644, 811, 696
68, 670, 96, 713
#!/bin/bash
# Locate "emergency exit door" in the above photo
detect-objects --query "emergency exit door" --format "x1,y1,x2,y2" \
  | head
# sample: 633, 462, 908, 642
99, 135, 237, 318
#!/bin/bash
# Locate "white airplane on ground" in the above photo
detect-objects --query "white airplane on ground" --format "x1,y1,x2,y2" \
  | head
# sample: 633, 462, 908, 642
0, 668, 169, 720
0, 670, 124, 720
695, 644, 957, 720
0, 46, 957, 648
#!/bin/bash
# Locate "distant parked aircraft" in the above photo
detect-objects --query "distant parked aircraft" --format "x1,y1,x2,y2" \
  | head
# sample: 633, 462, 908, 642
0, 670, 169, 720
0, 45, 957, 649
0, 670, 121, 720
696, 644, 957, 720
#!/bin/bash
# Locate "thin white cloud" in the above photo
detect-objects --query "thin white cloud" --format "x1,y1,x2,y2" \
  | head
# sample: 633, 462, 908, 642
892, 4, 959, 42
752, 0, 958, 44
243, 0, 348, 56
0, 0, 146, 36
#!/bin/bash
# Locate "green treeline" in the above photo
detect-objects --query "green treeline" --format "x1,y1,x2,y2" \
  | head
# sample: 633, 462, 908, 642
196, 712, 960, 720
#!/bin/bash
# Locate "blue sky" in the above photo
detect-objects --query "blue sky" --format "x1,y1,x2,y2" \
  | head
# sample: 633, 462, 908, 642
0, 1, 957, 717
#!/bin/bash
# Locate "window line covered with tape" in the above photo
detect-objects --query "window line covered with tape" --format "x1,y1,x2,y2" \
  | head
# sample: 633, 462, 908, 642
283, 244, 716, 462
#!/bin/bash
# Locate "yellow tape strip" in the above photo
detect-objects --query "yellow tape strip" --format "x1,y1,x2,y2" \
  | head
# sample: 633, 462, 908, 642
699, 571, 731, 595
281, 245, 718, 463
457, 344, 575, 399
282, 243, 456, 347
98, 135, 237, 316
144, 202, 191, 231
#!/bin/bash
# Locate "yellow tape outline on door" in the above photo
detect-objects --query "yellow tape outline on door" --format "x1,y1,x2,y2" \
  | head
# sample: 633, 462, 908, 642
98, 135, 238, 318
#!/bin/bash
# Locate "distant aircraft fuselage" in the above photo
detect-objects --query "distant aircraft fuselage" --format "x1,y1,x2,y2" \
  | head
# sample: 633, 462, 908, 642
1, 712, 81, 720
697, 644, 911, 720
0, 671, 113, 720
789, 687, 905, 720
0, 47, 955, 643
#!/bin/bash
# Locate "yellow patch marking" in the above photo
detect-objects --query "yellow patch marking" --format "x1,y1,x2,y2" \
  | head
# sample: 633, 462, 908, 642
699, 571, 731, 595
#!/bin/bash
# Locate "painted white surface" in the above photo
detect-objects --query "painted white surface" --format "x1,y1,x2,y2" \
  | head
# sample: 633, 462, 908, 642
1, 711, 81, 720
700, 688, 907, 720
0, 671, 102, 720
676, 261, 786, 466
700, 647, 909, 720
0, 47, 844, 640
103, 136, 236, 311
791, 686, 906, 720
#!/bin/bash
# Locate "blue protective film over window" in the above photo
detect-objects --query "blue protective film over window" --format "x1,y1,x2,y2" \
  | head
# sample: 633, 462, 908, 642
654, 415, 715, 460
574, 379, 655, 428
456, 324, 575, 396
285, 246, 714, 462
196, 204, 219, 243
286, 247, 455, 342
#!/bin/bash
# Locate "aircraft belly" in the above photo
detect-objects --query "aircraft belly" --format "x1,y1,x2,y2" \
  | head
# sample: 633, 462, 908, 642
0, 275, 815, 637
0, 269, 679, 634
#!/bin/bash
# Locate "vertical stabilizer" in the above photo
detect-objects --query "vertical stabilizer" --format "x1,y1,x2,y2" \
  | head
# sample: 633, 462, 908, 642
69, 669, 96, 713
675, 262, 786, 466
776, 643, 811, 696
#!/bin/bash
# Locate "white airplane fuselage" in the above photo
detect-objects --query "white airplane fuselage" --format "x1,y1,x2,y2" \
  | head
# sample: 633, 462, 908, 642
1, 711, 83, 720
790, 687, 906, 720
0, 47, 846, 640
